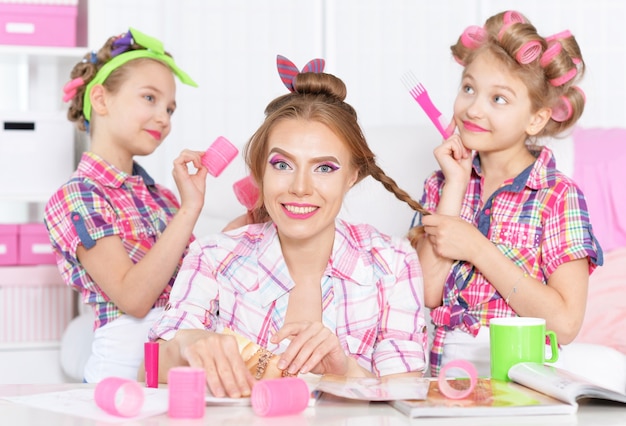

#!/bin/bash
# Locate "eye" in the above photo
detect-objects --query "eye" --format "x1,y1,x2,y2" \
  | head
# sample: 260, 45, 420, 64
494, 95, 507, 105
462, 84, 474, 95
144, 94, 155, 102
316, 163, 339, 173
270, 159, 291, 171
167, 107, 175, 116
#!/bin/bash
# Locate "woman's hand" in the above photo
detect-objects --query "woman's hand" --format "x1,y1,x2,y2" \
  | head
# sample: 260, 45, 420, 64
174, 329, 255, 398
270, 321, 351, 376
171, 149, 208, 214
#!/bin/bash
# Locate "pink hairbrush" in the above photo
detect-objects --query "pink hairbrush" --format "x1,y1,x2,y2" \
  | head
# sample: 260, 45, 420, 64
401, 71, 454, 139
202, 136, 238, 177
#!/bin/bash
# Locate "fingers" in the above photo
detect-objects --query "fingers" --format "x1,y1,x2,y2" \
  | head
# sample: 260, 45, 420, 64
273, 322, 345, 376
179, 331, 253, 398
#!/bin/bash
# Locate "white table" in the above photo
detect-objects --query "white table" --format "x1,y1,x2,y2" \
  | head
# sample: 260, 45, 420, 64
1, 383, 625, 426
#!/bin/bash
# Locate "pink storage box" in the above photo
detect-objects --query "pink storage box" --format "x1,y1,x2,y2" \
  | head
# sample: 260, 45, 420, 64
0, 265, 74, 343
0, 224, 19, 266
0, 2, 80, 47
18, 222, 55, 265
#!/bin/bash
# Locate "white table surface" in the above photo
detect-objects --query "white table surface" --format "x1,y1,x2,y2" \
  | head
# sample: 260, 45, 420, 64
1, 383, 625, 426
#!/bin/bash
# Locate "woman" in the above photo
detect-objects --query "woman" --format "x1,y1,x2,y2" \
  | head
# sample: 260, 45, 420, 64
144, 56, 430, 398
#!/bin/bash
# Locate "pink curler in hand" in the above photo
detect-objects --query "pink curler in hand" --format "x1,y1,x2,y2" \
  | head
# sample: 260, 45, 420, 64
233, 175, 260, 210
95, 377, 145, 417
251, 377, 310, 417
201, 136, 239, 177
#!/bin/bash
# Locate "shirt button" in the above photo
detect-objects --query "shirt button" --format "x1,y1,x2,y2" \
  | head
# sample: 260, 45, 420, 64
484, 209, 491, 215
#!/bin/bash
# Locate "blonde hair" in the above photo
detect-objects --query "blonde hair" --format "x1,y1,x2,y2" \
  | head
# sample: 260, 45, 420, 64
451, 10, 585, 137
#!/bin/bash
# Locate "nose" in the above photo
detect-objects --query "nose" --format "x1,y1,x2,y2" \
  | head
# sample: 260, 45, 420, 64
465, 96, 483, 119
289, 168, 313, 197
155, 107, 171, 126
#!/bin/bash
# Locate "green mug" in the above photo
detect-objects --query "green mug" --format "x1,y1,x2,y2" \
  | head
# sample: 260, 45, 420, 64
489, 317, 558, 382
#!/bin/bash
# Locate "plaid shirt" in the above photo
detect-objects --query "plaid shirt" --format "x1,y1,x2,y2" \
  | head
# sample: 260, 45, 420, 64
44, 151, 189, 329
149, 219, 428, 376
414, 147, 603, 376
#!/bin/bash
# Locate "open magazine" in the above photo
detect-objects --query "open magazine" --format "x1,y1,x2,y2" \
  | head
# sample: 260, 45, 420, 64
205, 373, 430, 406
391, 362, 626, 418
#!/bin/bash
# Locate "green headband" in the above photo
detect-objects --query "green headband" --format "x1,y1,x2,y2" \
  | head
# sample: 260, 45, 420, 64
83, 27, 198, 122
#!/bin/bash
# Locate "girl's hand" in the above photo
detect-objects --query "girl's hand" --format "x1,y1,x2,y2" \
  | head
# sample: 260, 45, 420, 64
421, 213, 486, 263
434, 133, 472, 186
270, 322, 349, 376
175, 329, 255, 398
171, 149, 208, 213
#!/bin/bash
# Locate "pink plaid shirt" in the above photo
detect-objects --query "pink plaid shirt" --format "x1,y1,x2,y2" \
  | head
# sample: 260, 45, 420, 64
414, 147, 603, 376
44, 152, 190, 329
149, 219, 428, 376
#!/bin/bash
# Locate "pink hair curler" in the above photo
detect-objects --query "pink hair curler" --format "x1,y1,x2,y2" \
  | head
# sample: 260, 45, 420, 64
144, 342, 159, 388
95, 377, 145, 417
437, 359, 478, 400
497, 10, 526, 41
251, 377, 310, 417
549, 67, 577, 87
515, 40, 542, 64
168, 367, 206, 419
540, 42, 562, 67
201, 136, 239, 177
551, 96, 573, 122
460, 25, 487, 49
233, 175, 260, 210
546, 30, 572, 43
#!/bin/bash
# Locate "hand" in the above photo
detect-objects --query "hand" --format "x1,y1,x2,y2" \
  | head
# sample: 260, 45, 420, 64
434, 133, 472, 186
270, 321, 348, 376
174, 329, 255, 398
421, 213, 486, 262
171, 149, 208, 214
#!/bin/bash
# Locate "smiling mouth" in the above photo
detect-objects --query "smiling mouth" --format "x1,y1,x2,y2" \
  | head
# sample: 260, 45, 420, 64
145, 129, 162, 140
463, 121, 488, 132
284, 204, 317, 215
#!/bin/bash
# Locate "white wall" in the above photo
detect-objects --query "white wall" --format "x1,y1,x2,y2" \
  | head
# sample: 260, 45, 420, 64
13, 0, 626, 237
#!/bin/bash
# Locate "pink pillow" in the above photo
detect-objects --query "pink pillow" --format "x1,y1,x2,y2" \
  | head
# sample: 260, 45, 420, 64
574, 246, 626, 354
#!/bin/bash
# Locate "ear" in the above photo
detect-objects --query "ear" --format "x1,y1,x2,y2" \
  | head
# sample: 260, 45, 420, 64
526, 107, 551, 136
347, 167, 359, 188
89, 84, 108, 116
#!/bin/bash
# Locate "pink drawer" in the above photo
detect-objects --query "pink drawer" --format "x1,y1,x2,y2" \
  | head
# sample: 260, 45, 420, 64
18, 223, 56, 265
0, 3, 78, 47
0, 224, 19, 266
0, 265, 73, 343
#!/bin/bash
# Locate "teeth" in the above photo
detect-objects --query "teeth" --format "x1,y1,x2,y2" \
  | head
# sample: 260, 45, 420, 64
284, 205, 316, 215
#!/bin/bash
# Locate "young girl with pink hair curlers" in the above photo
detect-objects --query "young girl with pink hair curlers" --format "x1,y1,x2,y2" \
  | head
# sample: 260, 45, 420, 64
409, 10, 603, 377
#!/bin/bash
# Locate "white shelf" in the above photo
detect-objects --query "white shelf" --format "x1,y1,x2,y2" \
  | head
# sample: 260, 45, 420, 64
0, 44, 87, 59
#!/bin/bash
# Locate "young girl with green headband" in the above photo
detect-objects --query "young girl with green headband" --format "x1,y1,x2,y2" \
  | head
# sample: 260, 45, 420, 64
44, 28, 204, 383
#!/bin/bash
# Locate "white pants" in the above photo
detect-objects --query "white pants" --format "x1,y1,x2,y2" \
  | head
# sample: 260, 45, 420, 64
83, 307, 163, 383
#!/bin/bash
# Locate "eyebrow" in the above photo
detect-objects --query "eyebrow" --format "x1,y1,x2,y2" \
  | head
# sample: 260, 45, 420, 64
268, 147, 340, 164
142, 85, 177, 108
463, 73, 517, 98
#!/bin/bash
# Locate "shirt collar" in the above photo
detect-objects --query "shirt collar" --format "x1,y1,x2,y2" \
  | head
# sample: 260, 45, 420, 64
471, 146, 557, 193
77, 151, 155, 188
252, 219, 378, 307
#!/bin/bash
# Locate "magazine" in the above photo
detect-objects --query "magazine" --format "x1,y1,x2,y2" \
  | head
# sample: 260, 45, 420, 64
205, 373, 430, 405
391, 362, 626, 418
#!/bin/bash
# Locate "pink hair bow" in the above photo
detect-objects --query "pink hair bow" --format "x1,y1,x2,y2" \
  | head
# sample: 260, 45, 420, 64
276, 54, 325, 92
62, 77, 85, 102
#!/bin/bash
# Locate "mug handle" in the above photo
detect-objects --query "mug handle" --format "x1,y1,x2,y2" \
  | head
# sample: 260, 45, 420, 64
545, 330, 559, 363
